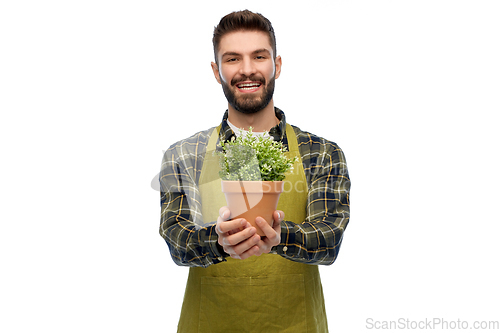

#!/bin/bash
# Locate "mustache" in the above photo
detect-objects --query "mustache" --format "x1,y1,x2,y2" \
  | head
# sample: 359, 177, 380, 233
231, 75, 266, 86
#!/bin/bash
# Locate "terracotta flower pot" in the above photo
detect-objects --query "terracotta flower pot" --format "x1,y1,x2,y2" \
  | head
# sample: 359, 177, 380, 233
221, 180, 284, 236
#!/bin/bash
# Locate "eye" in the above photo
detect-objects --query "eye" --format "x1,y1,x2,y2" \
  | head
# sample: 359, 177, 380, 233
226, 58, 238, 62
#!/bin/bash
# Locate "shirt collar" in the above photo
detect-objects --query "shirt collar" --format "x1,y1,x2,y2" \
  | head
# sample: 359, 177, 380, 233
219, 107, 287, 143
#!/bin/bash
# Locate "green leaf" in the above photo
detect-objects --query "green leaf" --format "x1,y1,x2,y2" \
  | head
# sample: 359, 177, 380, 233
216, 127, 297, 181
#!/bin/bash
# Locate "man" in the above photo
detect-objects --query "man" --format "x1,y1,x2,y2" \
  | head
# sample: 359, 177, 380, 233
160, 10, 350, 332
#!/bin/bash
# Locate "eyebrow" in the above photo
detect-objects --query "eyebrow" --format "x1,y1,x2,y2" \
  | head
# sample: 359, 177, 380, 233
221, 48, 272, 58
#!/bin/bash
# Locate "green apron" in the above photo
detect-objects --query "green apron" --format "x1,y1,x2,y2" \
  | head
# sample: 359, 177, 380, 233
177, 124, 328, 333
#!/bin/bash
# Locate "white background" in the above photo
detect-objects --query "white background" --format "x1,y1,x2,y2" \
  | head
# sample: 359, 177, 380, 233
1, 0, 499, 332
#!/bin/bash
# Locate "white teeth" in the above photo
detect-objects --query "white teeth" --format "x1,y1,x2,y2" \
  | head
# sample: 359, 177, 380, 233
237, 83, 261, 90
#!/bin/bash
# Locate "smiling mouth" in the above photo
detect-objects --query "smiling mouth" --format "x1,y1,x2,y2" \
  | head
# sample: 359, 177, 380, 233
235, 82, 262, 92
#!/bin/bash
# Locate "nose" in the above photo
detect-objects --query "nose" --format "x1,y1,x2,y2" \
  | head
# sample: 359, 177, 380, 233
239, 56, 256, 77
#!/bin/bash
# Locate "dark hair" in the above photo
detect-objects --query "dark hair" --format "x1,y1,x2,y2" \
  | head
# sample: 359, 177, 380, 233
212, 10, 277, 64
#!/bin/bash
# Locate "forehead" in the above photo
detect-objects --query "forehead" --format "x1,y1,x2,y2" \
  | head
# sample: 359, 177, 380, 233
218, 30, 273, 57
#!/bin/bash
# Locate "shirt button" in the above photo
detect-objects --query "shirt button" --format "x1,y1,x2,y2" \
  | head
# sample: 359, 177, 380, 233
217, 257, 223, 261
283, 246, 288, 252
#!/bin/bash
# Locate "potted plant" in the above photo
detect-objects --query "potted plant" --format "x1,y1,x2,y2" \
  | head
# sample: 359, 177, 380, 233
217, 128, 297, 236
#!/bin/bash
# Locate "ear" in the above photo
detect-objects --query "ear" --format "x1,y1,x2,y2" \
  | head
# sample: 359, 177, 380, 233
274, 55, 282, 79
211, 61, 222, 84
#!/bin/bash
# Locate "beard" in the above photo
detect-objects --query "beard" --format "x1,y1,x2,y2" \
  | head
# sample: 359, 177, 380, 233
221, 75, 275, 114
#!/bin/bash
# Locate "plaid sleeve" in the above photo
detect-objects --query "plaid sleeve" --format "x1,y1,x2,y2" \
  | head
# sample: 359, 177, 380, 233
276, 131, 350, 265
159, 131, 226, 268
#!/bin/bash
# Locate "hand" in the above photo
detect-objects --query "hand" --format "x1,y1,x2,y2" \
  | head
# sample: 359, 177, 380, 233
252, 210, 284, 256
216, 207, 261, 260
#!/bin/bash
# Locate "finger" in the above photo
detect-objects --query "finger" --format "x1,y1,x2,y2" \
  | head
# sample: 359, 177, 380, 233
227, 222, 252, 236
223, 234, 259, 259
219, 206, 230, 221
238, 245, 261, 259
231, 236, 261, 258
225, 244, 257, 260
255, 217, 277, 239
216, 218, 246, 234
222, 226, 257, 246
256, 217, 281, 249
273, 210, 285, 223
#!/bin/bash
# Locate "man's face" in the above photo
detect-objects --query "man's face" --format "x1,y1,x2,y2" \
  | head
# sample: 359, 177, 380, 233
212, 30, 281, 114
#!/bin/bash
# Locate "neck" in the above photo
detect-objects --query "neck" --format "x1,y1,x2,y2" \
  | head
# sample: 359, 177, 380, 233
227, 100, 278, 132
